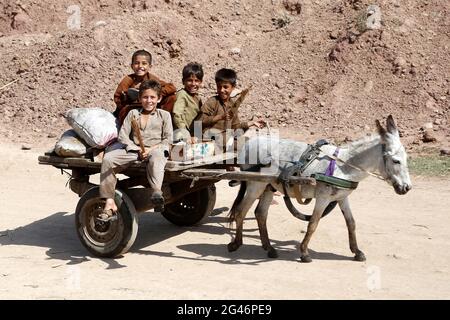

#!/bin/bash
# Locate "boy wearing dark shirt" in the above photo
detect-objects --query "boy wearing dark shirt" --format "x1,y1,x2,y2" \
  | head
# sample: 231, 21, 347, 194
113, 49, 176, 124
200, 68, 265, 151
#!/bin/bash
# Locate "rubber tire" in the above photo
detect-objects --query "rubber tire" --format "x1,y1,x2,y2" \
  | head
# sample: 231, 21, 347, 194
161, 185, 216, 226
75, 187, 138, 258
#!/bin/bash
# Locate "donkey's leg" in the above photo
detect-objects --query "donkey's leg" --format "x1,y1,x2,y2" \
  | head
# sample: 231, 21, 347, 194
338, 197, 366, 262
254, 186, 278, 258
228, 182, 267, 252
299, 197, 330, 263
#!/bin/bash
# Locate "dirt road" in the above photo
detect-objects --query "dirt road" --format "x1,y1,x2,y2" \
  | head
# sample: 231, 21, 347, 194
0, 142, 449, 299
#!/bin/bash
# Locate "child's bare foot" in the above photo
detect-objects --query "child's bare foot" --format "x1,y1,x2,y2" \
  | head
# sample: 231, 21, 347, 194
104, 198, 118, 211
98, 198, 118, 222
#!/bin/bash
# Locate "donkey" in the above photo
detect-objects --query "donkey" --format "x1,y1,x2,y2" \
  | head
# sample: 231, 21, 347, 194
228, 115, 412, 262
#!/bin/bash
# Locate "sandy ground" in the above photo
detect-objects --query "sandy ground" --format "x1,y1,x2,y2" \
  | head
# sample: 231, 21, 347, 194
0, 141, 449, 300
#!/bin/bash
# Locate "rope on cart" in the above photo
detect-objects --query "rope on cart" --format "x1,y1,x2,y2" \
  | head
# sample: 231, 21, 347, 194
180, 172, 228, 188
60, 169, 73, 187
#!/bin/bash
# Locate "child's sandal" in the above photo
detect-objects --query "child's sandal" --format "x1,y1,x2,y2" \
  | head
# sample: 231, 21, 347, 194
97, 209, 118, 222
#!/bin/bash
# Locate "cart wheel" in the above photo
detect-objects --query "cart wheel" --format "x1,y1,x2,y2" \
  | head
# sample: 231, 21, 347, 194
162, 185, 216, 226
75, 187, 138, 258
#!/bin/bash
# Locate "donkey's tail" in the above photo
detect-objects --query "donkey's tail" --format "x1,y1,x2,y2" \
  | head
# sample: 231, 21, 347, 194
228, 181, 247, 224
228, 164, 269, 224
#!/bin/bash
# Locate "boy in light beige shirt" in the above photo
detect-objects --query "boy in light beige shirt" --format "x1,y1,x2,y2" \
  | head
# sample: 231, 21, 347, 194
113, 49, 176, 125
99, 80, 173, 221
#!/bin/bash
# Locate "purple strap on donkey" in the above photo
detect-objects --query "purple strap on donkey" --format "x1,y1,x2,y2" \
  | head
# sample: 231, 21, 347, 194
325, 147, 340, 176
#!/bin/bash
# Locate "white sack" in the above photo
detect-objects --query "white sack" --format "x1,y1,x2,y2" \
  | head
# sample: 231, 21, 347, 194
66, 107, 118, 148
54, 129, 89, 157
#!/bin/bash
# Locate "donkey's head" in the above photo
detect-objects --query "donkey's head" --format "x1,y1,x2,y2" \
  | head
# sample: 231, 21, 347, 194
376, 115, 412, 195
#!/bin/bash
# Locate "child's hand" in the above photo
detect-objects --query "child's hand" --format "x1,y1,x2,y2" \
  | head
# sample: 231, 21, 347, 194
213, 110, 233, 122
212, 114, 223, 122
139, 148, 149, 160
251, 119, 266, 129
189, 136, 198, 144
139, 145, 157, 160
225, 110, 233, 121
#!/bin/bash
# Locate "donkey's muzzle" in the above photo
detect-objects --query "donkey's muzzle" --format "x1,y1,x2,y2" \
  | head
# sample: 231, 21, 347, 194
394, 183, 412, 195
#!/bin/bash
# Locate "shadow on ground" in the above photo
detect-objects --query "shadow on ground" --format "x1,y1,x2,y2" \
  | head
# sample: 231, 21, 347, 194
0, 206, 351, 267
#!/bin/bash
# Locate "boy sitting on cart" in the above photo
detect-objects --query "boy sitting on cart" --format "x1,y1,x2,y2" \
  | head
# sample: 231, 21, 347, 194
112, 49, 177, 125
199, 68, 265, 152
99, 80, 173, 222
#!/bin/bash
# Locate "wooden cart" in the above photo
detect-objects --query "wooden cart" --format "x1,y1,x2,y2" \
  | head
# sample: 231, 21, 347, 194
38, 151, 315, 258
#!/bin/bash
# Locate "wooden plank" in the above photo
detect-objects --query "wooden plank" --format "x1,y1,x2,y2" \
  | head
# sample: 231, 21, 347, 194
38, 155, 101, 169
165, 152, 237, 171
38, 155, 315, 185
180, 169, 316, 185
38, 152, 237, 173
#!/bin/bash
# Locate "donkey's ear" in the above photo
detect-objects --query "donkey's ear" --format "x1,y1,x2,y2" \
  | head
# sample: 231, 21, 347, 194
386, 115, 398, 135
376, 119, 386, 136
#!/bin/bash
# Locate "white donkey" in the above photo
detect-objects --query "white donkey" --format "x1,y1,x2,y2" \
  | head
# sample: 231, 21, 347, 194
228, 115, 412, 262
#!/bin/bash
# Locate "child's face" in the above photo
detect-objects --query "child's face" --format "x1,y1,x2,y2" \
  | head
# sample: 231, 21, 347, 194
216, 81, 235, 102
139, 88, 161, 112
131, 55, 151, 77
183, 75, 202, 95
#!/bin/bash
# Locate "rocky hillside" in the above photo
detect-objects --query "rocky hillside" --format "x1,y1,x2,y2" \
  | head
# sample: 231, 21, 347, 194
0, 0, 449, 152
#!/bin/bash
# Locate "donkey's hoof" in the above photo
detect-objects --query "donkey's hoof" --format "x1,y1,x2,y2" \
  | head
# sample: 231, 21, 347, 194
227, 242, 240, 252
267, 248, 278, 259
354, 252, 366, 262
300, 255, 312, 263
